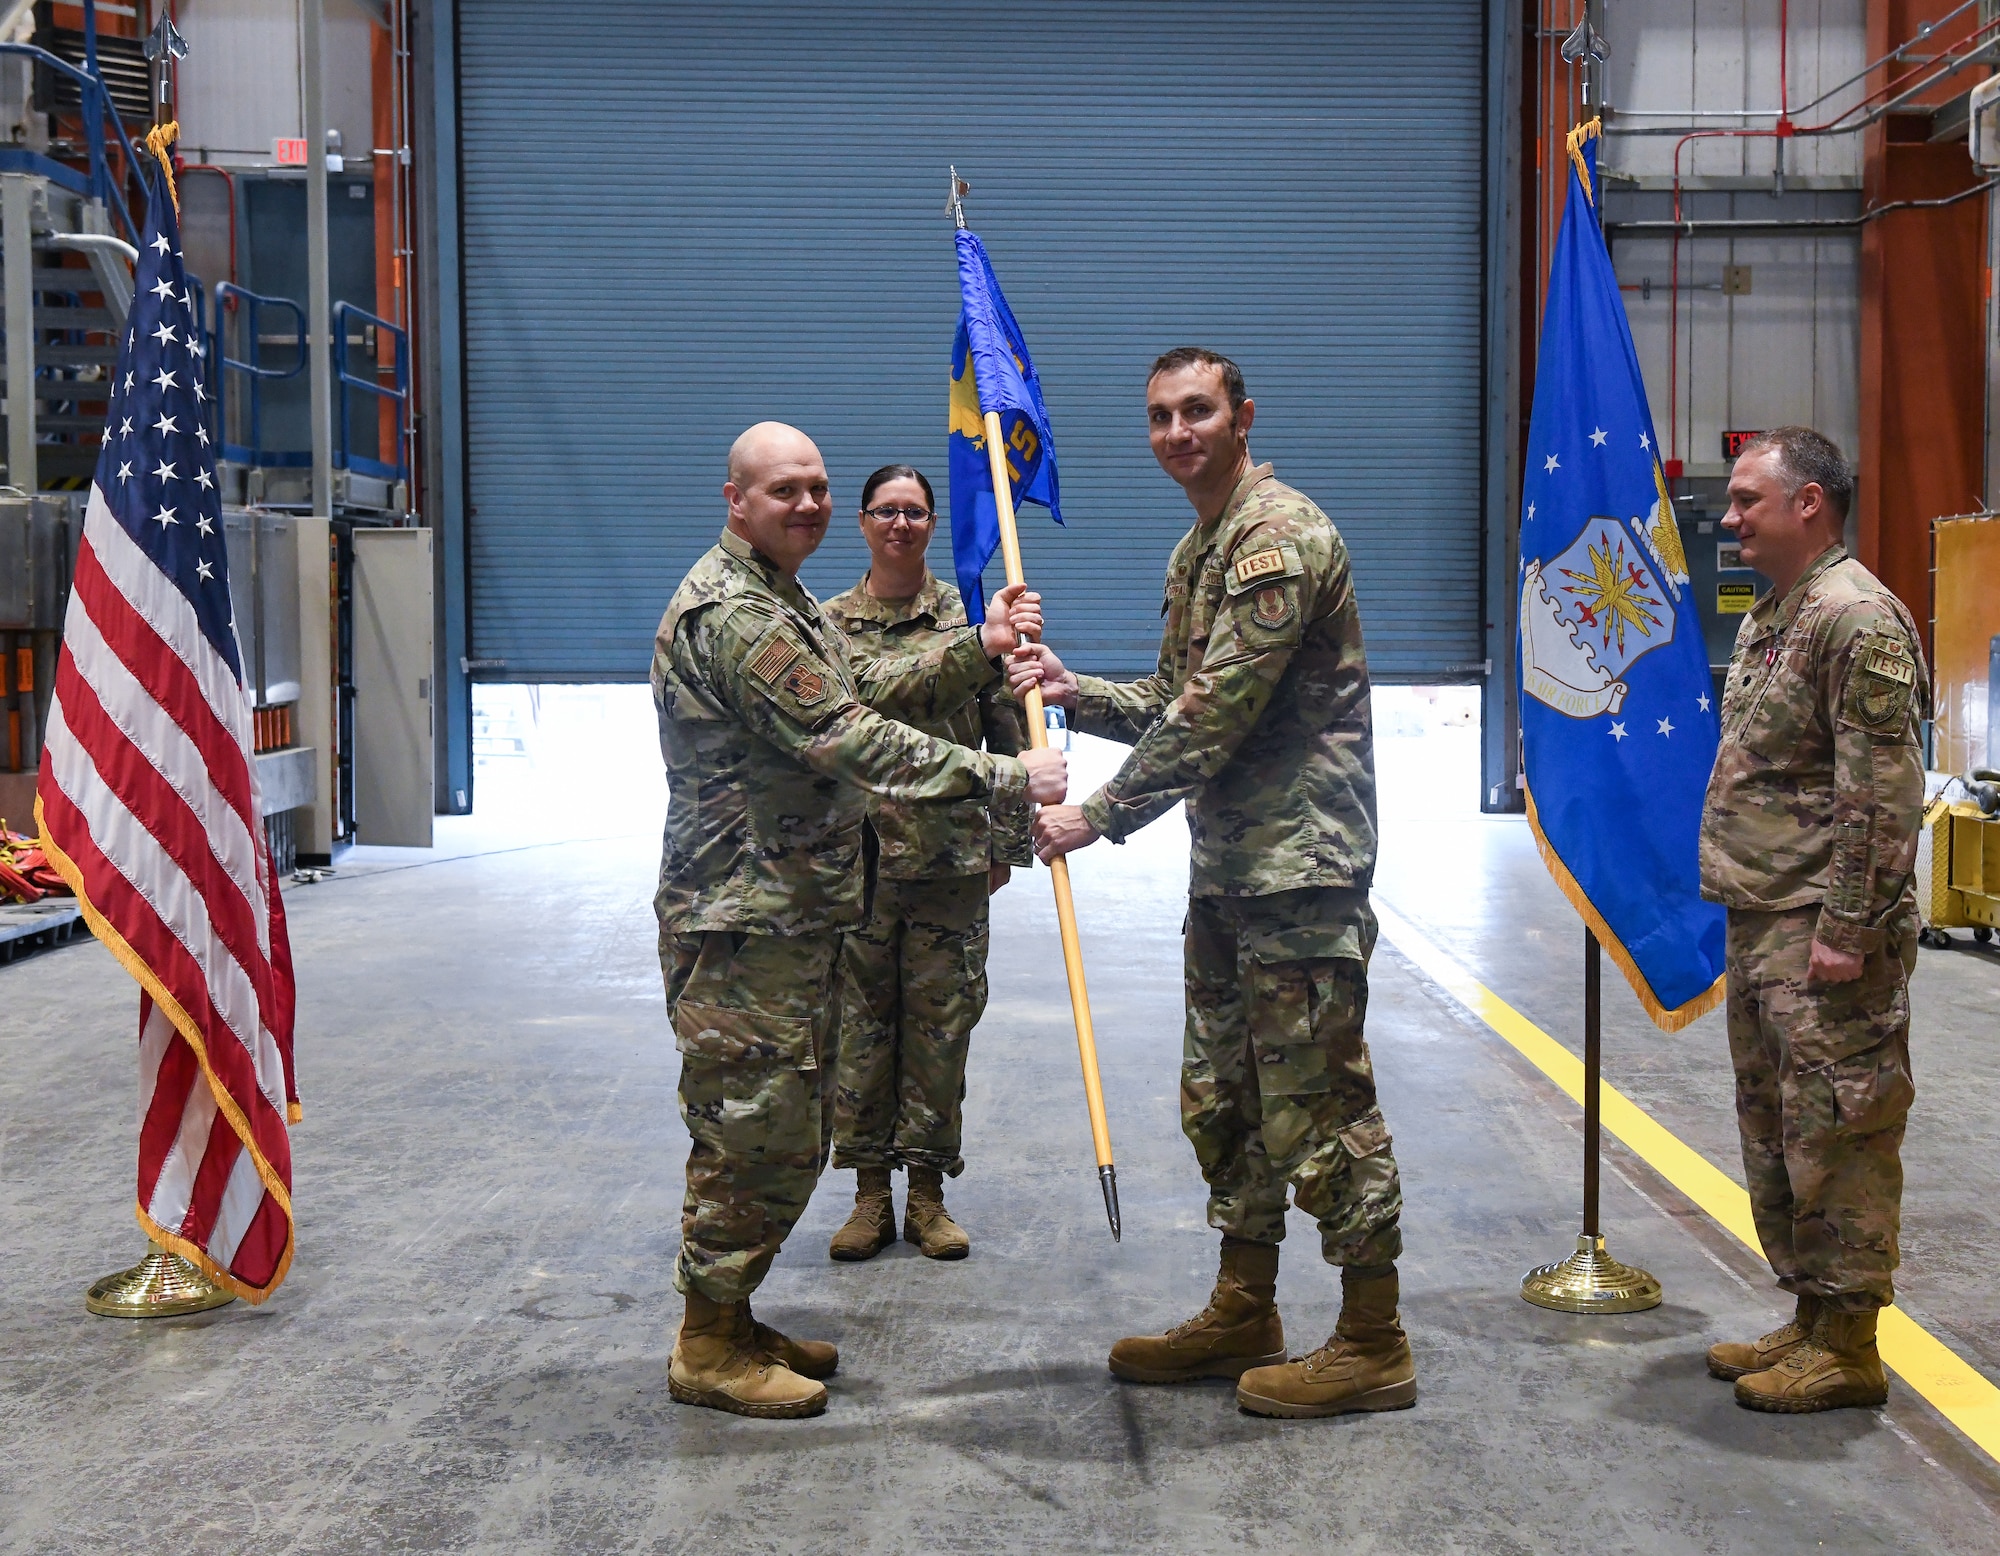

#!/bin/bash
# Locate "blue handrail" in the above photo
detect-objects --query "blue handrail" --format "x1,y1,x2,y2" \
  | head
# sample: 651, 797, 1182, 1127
0, 41, 143, 246
331, 300, 408, 485
212, 281, 310, 470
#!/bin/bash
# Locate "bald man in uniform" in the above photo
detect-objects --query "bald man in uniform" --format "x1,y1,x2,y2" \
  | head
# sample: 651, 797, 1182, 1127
654, 422, 1065, 1418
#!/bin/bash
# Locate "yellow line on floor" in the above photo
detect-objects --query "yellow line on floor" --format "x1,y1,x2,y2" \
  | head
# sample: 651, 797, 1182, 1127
1374, 896, 2000, 1464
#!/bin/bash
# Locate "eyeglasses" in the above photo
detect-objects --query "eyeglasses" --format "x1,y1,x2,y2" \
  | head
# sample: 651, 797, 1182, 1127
862, 505, 934, 524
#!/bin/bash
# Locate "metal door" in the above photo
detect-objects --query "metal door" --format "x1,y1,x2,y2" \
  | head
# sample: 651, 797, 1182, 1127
353, 527, 434, 846
456, 0, 1489, 682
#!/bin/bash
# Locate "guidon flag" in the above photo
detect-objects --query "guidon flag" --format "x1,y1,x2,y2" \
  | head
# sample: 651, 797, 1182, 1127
36, 127, 300, 1300
1517, 118, 1726, 1030
947, 227, 1062, 623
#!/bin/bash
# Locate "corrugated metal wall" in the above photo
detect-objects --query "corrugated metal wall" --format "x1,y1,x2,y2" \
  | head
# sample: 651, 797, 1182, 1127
458, 1, 1488, 680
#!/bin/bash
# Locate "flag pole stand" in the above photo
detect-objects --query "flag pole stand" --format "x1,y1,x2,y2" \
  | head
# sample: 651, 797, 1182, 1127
950, 166, 1119, 1241
85, 1240, 235, 1318
1521, 928, 1662, 1314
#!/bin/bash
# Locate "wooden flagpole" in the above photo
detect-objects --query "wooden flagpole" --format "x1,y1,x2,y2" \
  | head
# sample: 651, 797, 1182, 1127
950, 168, 1116, 1239
981, 411, 1120, 1242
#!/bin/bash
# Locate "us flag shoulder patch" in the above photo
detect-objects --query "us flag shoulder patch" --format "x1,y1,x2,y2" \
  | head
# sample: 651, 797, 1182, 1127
747, 634, 802, 687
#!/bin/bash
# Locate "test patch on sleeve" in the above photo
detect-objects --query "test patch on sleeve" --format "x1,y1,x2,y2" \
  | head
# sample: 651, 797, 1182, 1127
1862, 644, 1914, 686
1227, 541, 1302, 594
1845, 631, 1917, 732
1233, 548, 1287, 587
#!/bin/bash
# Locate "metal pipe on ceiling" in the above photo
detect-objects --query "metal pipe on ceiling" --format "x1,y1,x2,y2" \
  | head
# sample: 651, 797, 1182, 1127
1607, 177, 1999, 236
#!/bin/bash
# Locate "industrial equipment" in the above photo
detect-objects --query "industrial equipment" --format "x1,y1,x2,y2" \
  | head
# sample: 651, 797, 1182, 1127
1918, 772, 2000, 948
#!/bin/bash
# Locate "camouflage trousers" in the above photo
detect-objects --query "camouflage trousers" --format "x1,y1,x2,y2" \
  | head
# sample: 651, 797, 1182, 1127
1726, 905, 1917, 1312
1182, 888, 1402, 1267
832, 871, 990, 1176
665, 928, 843, 1303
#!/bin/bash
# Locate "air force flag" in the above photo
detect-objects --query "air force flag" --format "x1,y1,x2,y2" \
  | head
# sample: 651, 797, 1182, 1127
1518, 120, 1725, 1030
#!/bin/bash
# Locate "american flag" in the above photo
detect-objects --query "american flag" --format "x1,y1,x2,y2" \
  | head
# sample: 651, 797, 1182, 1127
35, 149, 299, 1301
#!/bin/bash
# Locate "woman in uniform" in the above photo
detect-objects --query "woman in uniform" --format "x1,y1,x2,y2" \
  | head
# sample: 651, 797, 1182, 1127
823, 464, 1030, 1261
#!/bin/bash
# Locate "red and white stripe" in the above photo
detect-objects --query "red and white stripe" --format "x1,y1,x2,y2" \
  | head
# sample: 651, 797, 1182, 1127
38, 485, 298, 1299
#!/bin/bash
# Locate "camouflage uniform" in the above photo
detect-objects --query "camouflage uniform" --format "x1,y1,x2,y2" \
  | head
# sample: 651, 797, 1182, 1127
653, 529, 1027, 1303
824, 572, 1031, 1178
1700, 544, 1928, 1312
1071, 462, 1400, 1268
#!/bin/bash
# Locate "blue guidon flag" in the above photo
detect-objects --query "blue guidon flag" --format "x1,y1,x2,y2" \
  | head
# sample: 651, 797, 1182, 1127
947, 227, 1061, 622
1518, 119, 1725, 1030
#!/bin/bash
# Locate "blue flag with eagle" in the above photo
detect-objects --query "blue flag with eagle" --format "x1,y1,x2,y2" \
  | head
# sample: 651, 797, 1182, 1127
948, 228, 1061, 622
1518, 119, 1725, 1030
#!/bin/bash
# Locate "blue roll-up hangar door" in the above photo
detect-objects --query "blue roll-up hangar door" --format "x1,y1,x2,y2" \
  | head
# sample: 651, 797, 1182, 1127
448, 1, 1510, 766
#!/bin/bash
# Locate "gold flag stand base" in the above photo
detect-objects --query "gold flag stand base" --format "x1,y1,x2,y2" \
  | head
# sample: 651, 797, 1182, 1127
1522, 932, 1664, 1316
1521, 1232, 1663, 1314
84, 1243, 236, 1318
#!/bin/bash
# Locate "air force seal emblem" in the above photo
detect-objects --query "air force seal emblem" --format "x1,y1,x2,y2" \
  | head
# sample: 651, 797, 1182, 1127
1520, 515, 1675, 719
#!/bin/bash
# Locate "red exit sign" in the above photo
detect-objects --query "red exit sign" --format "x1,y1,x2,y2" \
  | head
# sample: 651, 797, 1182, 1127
272, 137, 309, 167
1721, 429, 1766, 459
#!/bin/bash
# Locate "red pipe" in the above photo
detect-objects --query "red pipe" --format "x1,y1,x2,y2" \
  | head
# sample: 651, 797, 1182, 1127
1792, 13, 2000, 134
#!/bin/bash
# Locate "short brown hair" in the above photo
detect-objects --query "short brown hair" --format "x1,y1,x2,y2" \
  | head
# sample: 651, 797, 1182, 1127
1148, 347, 1247, 412
1739, 425, 1853, 522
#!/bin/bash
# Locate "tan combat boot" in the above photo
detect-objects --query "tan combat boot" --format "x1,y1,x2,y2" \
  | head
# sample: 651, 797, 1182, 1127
1236, 1265, 1417, 1419
904, 1166, 970, 1260
829, 1167, 896, 1262
668, 1290, 828, 1418
743, 1297, 838, 1380
1108, 1238, 1286, 1383
1734, 1305, 1889, 1413
1706, 1294, 1822, 1381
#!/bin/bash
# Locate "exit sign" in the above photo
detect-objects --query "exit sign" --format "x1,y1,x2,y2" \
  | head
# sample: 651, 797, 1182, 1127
272, 137, 309, 167
1721, 429, 1766, 459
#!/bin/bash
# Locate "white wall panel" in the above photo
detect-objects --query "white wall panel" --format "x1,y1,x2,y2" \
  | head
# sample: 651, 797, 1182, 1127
1603, 3, 1864, 474
177, 0, 376, 167
1605, 0, 1866, 186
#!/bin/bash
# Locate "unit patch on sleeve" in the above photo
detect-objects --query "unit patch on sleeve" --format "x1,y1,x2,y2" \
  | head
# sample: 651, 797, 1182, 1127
780, 662, 828, 706
1844, 632, 1917, 733
1250, 583, 1296, 630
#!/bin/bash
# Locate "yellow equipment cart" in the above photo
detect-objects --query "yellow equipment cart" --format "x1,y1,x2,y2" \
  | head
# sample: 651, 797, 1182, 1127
1918, 778, 2000, 949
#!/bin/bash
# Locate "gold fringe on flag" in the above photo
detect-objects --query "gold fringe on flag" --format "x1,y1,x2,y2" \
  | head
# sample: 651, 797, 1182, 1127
1523, 781, 1726, 1034
1566, 116, 1603, 206
143, 118, 180, 217
35, 795, 295, 1303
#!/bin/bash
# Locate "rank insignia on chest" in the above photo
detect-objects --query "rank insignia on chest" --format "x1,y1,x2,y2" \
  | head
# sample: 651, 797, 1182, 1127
1251, 583, 1295, 629
781, 662, 828, 706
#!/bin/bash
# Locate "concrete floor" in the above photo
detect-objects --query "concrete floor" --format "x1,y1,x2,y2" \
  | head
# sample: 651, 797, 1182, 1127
5, 688, 2000, 1553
